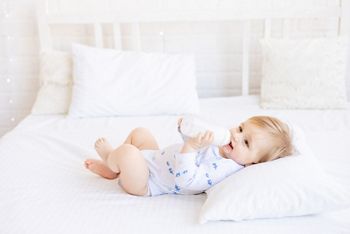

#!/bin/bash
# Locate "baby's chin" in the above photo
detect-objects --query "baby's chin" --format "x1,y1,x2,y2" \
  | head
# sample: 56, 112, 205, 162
221, 144, 244, 165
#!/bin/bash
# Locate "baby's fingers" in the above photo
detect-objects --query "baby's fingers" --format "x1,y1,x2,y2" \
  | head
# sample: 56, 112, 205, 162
202, 131, 214, 145
195, 132, 204, 141
207, 131, 214, 143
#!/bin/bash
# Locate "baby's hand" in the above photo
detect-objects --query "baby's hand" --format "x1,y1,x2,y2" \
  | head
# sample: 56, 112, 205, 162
181, 131, 214, 153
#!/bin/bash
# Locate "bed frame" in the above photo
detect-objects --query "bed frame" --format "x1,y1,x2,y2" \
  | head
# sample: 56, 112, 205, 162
36, 0, 350, 96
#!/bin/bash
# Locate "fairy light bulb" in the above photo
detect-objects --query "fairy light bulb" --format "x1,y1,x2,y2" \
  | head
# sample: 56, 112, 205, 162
2, 1, 10, 18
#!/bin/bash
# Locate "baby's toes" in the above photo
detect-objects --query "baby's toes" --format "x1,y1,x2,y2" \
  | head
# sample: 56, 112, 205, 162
84, 159, 94, 168
95, 138, 106, 147
94, 138, 101, 148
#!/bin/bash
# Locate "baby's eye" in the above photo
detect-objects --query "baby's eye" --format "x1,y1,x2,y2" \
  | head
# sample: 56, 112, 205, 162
244, 139, 249, 148
239, 126, 243, 132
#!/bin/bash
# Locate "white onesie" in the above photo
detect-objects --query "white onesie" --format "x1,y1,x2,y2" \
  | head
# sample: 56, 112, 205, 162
142, 144, 244, 196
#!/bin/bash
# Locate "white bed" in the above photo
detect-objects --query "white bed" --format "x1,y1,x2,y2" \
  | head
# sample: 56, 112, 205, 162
2, 0, 350, 233
1, 96, 350, 234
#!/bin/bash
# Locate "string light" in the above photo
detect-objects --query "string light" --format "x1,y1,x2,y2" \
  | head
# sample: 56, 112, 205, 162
2, 1, 16, 129
1, 1, 11, 19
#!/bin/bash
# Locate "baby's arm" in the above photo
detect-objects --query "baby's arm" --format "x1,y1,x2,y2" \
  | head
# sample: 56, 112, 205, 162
177, 117, 213, 152
180, 131, 214, 153
173, 131, 213, 189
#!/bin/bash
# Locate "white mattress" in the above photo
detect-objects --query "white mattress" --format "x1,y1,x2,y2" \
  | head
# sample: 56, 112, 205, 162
1, 96, 350, 234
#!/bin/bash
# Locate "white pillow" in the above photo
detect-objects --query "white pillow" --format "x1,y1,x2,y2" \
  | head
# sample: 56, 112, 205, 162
199, 125, 350, 223
260, 38, 348, 109
69, 44, 200, 117
31, 50, 72, 114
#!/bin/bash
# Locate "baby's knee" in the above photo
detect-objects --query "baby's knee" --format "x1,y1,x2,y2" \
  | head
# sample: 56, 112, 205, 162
131, 127, 151, 136
107, 144, 140, 171
109, 144, 139, 158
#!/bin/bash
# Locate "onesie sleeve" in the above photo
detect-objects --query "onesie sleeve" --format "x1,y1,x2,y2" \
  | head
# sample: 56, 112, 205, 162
187, 159, 241, 192
174, 155, 243, 193
172, 152, 199, 188
171, 146, 244, 194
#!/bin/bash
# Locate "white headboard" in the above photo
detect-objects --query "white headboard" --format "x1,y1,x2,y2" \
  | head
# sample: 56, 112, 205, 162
36, 0, 350, 96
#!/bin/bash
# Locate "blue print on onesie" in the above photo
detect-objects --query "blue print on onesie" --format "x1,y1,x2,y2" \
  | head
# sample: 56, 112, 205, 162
140, 144, 244, 196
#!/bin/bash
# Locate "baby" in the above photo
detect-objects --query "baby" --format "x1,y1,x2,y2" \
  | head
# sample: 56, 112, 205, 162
84, 115, 293, 196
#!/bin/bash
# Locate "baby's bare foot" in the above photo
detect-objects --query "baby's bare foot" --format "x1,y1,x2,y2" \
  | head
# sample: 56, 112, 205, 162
94, 137, 114, 161
84, 159, 119, 179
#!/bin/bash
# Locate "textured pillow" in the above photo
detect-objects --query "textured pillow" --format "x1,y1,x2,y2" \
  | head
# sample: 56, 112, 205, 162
31, 50, 72, 114
260, 38, 348, 109
69, 44, 200, 117
199, 125, 350, 223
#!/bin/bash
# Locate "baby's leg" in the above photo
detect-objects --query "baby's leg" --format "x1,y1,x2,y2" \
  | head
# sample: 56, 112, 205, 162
106, 144, 149, 196
84, 159, 118, 179
94, 127, 158, 161
94, 138, 114, 161
86, 128, 156, 190
124, 127, 159, 150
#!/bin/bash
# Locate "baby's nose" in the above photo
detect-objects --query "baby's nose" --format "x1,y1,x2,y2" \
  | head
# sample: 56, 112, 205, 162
232, 131, 243, 143
231, 131, 239, 143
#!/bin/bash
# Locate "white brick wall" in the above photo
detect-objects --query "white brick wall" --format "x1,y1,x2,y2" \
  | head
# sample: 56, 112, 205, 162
1, 0, 39, 136
0, 0, 348, 137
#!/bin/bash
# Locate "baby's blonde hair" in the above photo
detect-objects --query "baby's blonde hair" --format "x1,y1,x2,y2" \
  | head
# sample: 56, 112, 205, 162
247, 116, 293, 163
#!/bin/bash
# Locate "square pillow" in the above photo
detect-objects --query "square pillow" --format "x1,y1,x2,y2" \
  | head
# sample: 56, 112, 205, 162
260, 38, 348, 109
31, 50, 73, 114
69, 44, 200, 117
199, 125, 350, 223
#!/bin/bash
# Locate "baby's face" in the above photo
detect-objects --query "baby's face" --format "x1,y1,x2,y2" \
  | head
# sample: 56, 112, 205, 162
219, 120, 270, 166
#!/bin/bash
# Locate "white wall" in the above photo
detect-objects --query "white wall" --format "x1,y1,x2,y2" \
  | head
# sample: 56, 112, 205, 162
1, 0, 348, 137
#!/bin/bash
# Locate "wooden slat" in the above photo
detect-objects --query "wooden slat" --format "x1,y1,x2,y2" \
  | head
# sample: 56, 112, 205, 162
94, 22, 103, 47
339, 0, 350, 35
159, 31, 165, 53
241, 20, 251, 96
36, 0, 52, 51
113, 22, 122, 50
131, 22, 141, 51
44, 5, 347, 24
283, 19, 291, 38
264, 18, 272, 38
45, 7, 341, 24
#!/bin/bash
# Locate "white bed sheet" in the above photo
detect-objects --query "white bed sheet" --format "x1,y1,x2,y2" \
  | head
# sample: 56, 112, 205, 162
1, 96, 350, 234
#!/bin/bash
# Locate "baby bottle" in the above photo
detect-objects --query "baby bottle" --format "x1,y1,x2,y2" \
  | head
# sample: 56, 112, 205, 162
179, 116, 231, 146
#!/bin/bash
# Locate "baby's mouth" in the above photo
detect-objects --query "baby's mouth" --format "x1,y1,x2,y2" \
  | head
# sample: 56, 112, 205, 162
223, 142, 234, 153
